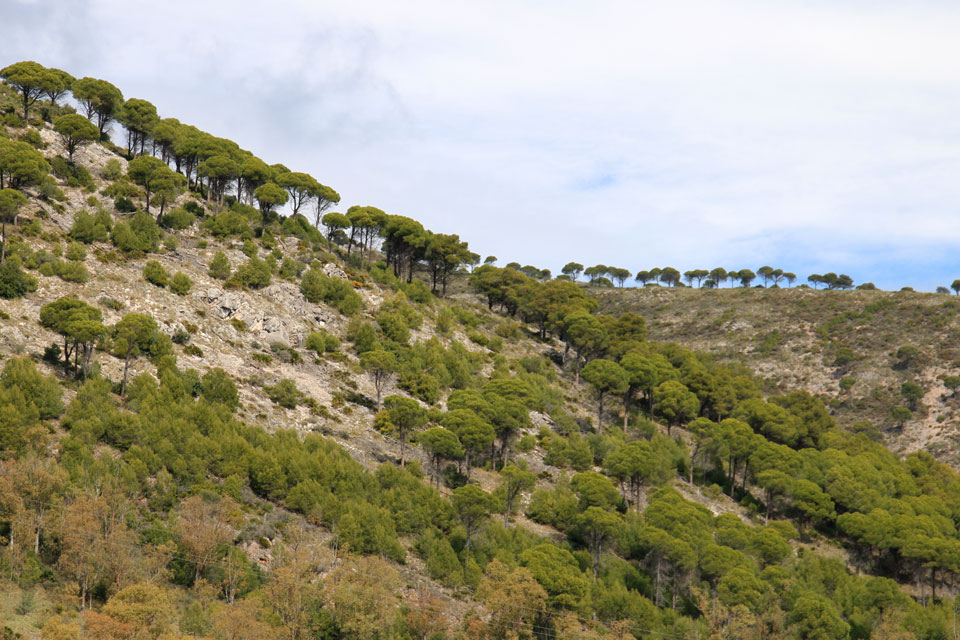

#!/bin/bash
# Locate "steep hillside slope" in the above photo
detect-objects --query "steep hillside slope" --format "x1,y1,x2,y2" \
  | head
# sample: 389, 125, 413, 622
595, 285, 960, 462
5, 65, 960, 640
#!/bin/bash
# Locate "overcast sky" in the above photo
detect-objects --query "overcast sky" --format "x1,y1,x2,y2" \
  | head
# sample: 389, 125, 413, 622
4, 0, 960, 290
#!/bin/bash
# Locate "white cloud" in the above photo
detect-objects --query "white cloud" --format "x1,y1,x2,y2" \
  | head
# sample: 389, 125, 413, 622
4, 0, 960, 289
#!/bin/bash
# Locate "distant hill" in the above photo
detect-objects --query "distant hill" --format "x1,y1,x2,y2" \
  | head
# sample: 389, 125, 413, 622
595, 285, 960, 462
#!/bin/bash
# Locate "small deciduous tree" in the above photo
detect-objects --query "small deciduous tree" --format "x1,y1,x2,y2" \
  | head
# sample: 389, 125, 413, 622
176, 495, 240, 583
324, 555, 400, 640
476, 559, 548, 634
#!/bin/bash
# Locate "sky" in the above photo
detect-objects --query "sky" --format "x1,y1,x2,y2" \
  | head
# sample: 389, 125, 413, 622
4, 0, 960, 291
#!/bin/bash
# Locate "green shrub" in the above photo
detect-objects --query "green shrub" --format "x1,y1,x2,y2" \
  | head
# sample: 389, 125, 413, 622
0, 257, 38, 299
114, 196, 136, 213
101, 158, 123, 181
265, 378, 304, 408
376, 311, 410, 344
402, 279, 433, 304
300, 269, 362, 315
305, 329, 340, 354
69, 209, 111, 243
2, 113, 25, 128
170, 272, 192, 296
242, 239, 258, 258
468, 331, 488, 347
201, 368, 239, 411
159, 207, 195, 230
112, 212, 161, 254
435, 308, 455, 334
398, 371, 441, 405
38, 176, 66, 201
65, 241, 87, 262
56, 260, 89, 283
143, 260, 169, 287
103, 180, 139, 199
350, 321, 380, 354
202, 210, 252, 238
18, 128, 45, 149
234, 257, 271, 289
279, 258, 305, 281
208, 251, 231, 280
99, 297, 123, 311
50, 156, 95, 188
270, 342, 303, 364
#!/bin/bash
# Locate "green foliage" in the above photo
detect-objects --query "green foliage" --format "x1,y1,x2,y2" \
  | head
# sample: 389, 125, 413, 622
208, 251, 231, 280
159, 207, 195, 230
335, 500, 406, 562
69, 209, 112, 243
101, 158, 123, 180
264, 378, 304, 408
0, 256, 37, 299
305, 329, 340, 354
169, 272, 192, 296
53, 113, 98, 160
233, 257, 271, 289
64, 241, 87, 262
521, 544, 590, 610
300, 269, 362, 314
417, 529, 463, 587
142, 260, 169, 287
50, 155, 96, 189
202, 209, 252, 238
114, 195, 136, 213
112, 211, 161, 254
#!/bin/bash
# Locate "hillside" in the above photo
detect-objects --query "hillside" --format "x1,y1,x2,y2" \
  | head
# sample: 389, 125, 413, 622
4, 61, 960, 640
595, 286, 960, 462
